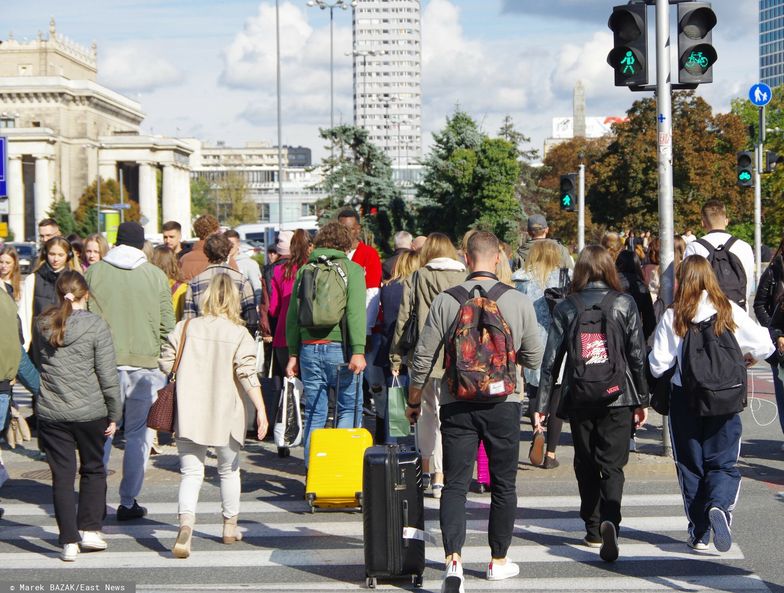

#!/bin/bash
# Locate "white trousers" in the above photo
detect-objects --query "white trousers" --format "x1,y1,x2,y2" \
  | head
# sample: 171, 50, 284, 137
419, 378, 443, 475
177, 437, 241, 518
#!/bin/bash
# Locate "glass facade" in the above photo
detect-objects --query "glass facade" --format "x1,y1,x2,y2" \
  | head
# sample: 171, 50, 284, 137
761, 0, 784, 88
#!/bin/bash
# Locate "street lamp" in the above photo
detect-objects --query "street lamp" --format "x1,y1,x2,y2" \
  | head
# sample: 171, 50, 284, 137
306, 0, 355, 145
346, 48, 381, 129
381, 94, 397, 157
84, 142, 103, 234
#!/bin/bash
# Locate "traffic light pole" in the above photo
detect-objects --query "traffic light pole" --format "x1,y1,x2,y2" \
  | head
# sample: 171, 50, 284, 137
655, 0, 673, 458
754, 107, 764, 285
578, 164, 585, 252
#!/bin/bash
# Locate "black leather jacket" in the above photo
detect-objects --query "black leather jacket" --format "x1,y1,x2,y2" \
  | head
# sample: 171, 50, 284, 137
536, 281, 650, 417
753, 256, 784, 338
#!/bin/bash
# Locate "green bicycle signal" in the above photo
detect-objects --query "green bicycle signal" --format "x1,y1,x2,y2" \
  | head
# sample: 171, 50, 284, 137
737, 171, 752, 182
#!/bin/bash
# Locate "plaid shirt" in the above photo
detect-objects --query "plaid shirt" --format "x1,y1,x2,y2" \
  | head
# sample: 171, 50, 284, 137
183, 264, 259, 334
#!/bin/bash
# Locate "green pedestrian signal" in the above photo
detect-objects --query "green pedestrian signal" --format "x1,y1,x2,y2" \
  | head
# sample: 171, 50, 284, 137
560, 174, 576, 212
621, 50, 636, 75
736, 151, 753, 187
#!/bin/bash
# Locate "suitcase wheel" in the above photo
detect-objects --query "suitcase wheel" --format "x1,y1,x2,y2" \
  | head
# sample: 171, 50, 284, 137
366, 577, 377, 589
306, 493, 316, 513
277, 447, 290, 458
412, 575, 423, 588
356, 492, 363, 508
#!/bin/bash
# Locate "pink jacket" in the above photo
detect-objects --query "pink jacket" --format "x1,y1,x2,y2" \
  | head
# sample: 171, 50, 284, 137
268, 262, 298, 349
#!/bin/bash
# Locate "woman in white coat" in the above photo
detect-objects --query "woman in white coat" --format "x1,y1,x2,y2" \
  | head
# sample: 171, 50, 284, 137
649, 255, 777, 553
159, 273, 268, 559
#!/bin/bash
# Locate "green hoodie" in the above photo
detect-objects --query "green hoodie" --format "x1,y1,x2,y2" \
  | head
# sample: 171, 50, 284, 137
0, 290, 21, 382
286, 248, 366, 357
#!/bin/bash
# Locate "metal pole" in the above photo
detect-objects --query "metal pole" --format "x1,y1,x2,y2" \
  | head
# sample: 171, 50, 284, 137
362, 54, 368, 128
655, 0, 673, 458
578, 163, 585, 252
119, 168, 124, 224
276, 0, 284, 228
329, 7, 334, 133
754, 106, 764, 285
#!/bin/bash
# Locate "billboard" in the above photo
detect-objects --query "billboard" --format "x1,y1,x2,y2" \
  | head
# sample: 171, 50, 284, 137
551, 117, 628, 139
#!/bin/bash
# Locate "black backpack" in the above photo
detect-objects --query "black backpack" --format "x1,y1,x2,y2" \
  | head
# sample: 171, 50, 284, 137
566, 291, 627, 406
544, 267, 571, 315
680, 315, 747, 416
696, 237, 747, 309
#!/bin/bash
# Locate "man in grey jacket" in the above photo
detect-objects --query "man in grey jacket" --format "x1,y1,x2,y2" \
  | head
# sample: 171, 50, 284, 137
406, 231, 544, 593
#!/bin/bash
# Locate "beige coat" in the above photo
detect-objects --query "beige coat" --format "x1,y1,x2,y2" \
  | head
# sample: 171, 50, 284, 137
159, 316, 259, 448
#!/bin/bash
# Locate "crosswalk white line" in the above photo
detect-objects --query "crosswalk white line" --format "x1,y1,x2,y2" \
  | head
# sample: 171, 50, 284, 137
0, 493, 685, 517
0, 542, 745, 569
135, 575, 771, 592
0, 516, 690, 541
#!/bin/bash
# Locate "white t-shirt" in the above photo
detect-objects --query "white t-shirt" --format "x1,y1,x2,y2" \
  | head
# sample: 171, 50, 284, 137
683, 231, 755, 308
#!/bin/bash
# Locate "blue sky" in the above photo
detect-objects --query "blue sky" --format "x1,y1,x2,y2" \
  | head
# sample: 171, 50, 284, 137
4, 0, 759, 161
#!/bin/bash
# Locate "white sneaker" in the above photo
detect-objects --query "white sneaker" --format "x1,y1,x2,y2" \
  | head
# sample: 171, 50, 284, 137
687, 537, 710, 551
61, 543, 79, 562
709, 507, 732, 553
79, 530, 108, 551
441, 559, 465, 593
486, 560, 520, 581
432, 484, 444, 500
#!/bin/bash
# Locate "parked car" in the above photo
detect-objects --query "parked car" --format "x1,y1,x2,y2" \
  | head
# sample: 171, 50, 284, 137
9, 242, 37, 274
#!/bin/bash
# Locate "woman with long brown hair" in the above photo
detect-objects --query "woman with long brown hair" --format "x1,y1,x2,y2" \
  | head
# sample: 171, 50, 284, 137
650, 255, 775, 553
269, 229, 311, 374
0, 245, 21, 300
534, 245, 648, 562
152, 245, 187, 321
35, 270, 121, 561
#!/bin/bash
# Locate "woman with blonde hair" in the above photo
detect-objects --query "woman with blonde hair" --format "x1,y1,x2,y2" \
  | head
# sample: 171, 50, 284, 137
83, 234, 109, 268
601, 232, 624, 263
650, 255, 776, 552
159, 273, 267, 559
0, 245, 21, 300
391, 232, 466, 497
513, 239, 570, 469
152, 245, 187, 321
19, 237, 79, 352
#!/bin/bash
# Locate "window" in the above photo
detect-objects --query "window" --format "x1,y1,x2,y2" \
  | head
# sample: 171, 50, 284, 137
258, 203, 271, 222
301, 203, 316, 217
0, 118, 15, 128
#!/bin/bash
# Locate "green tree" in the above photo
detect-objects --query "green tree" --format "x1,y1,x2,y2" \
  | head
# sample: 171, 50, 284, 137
191, 176, 213, 218
47, 189, 78, 237
317, 125, 403, 252
589, 92, 746, 234
218, 172, 256, 228
74, 178, 140, 236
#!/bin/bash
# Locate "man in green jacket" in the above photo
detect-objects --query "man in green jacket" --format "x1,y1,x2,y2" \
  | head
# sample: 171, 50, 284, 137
1, 289, 22, 437
285, 221, 367, 466
85, 222, 175, 521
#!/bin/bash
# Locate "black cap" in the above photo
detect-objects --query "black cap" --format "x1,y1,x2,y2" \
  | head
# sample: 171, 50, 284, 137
115, 222, 145, 250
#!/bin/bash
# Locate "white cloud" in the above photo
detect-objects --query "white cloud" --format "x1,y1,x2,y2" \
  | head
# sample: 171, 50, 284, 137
99, 45, 184, 92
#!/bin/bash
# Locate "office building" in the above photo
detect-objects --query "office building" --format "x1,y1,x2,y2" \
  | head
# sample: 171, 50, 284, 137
760, 0, 784, 88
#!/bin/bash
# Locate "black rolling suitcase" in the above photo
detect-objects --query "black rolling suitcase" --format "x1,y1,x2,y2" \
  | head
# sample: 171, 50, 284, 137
362, 444, 425, 589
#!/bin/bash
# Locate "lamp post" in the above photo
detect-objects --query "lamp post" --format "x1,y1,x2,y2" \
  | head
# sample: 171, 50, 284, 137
381, 94, 397, 158
84, 142, 102, 234
276, 0, 284, 228
306, 0, 354, 153
346, 48, 379, 129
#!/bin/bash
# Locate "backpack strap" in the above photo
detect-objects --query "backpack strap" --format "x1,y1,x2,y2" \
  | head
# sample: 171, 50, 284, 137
721, 236, 738, 251
696, 238, 715, 256
567, 292, 586, 311
598, 290, 620, 314
485, 282, 514, 303
319, 255, 348, 287
445, 285, 471, 307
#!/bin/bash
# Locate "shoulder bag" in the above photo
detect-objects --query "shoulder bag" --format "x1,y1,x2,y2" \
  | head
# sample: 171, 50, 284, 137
147, 319, 192, 433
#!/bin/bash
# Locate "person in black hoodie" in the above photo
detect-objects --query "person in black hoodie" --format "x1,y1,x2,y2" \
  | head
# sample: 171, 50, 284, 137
616, 251, 656, 342
753, 237, 784, 441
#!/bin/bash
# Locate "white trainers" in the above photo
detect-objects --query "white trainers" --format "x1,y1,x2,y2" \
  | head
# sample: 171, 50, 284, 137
687, 537, 710, 551
441, 559, 465, 593
79, 530, 108, 551
486, 559, 520, 581
61, 543, 79, 562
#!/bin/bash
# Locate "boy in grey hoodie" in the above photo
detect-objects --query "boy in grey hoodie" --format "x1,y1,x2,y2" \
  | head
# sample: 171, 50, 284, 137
85, 222, 175, 521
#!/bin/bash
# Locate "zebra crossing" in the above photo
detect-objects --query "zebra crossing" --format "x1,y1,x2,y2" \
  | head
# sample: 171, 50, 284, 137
0, 489, 771, 592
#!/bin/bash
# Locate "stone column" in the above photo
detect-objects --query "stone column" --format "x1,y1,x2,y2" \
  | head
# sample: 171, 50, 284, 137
178, 167, 192, 238
137, 162, 158, 236
98, 161, 116, 182
34, 156, 52, 226
161, 164, 177, 225
6, 155, 24, 241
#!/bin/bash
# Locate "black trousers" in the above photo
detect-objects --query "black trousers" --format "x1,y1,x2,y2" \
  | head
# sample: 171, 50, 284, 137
38, 418, 108, 545
439, 401, 521, 558
569, 406, 634, 540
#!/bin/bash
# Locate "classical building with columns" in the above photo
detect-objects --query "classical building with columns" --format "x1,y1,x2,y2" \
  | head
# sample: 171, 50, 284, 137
0, 19, 192, 241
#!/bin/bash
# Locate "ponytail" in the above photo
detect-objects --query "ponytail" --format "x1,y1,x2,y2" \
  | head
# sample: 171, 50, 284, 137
41, 270, 88, 347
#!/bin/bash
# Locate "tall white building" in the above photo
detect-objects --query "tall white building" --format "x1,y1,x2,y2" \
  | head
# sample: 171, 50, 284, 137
351, 0, 422, 168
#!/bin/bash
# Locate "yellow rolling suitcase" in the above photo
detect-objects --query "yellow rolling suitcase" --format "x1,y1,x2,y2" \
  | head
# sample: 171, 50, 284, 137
305, 366, 373, 512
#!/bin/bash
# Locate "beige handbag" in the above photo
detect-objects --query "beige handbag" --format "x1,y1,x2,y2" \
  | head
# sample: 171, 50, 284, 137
5, 406, 32, 449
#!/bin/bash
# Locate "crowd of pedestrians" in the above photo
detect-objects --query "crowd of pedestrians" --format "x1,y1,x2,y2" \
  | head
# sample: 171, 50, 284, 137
0, 198, 782, 593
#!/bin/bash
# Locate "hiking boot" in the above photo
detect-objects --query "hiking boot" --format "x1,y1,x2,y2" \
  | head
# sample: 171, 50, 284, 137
79, 530, 108, 551
599, 521, 619, 562
441, 559, 464, 593
486, 559, 519, 581
116, 500, 147, 521
709, 507, 732, 552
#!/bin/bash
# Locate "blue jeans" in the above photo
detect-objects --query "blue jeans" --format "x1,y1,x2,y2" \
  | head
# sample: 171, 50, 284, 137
0, 390, 10, 433
771, 363, 784, 435
17, 347, 40, 397
299, 343, 363, 466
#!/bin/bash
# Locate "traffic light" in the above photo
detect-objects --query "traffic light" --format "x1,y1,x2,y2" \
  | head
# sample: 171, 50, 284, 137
607, 4, 648, 87
766, 151, 784, 173
736, 152, 753, 187
677, 2, 717, 84
560, 174, 576, 212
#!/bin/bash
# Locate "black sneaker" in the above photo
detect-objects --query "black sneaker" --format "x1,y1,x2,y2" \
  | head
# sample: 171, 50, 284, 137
116, 501, 147, 521
599, 521, 619, 562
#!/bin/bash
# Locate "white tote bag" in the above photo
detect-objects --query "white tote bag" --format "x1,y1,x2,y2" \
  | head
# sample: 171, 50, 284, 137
274, 377, 303, 448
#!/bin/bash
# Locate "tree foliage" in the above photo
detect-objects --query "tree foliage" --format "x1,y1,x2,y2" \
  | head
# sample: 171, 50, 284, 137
74, 178, 140, 236
316, 125, 405, 252
415, 110, 525, 245
191, 176, 213, 218
47, 190, 78, 237
216, 172, 256, 228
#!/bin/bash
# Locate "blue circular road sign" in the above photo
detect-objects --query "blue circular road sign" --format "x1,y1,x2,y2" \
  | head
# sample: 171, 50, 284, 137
749, 83, 773, 107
